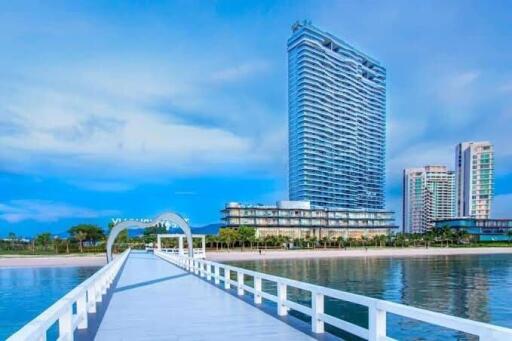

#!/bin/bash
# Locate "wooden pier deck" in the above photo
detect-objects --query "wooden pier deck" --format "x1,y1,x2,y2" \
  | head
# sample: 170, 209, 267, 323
94, 251, 314, 340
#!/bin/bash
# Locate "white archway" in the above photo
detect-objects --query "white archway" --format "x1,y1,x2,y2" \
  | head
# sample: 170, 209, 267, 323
157, 234, 206, 258
106, 212, 193, 262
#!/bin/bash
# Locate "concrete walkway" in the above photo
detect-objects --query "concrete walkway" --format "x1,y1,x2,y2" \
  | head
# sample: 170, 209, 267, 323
95, 252, 314, 340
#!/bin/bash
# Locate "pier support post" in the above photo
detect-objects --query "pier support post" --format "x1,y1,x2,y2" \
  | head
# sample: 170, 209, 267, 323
254, 277, 262, 304
58, 307, 73, 340
77, 294, 88, 329
224, 269, 231, 289
312, 292, 324, 333
87, 287, 96, 313
215, 266, 220, 285
277, 282, 287, 316
237, 272, 244, 295
369, 303, 386, 341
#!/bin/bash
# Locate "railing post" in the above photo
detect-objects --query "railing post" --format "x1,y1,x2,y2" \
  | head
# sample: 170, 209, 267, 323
368, 303, 386, 341
254, 277, 262, 304
58, 306, 73, 340
237, 271, 244, 295
200, 262, 205, 278
224, 269, 231, 289
214, 265, 220, 285
207, 264, 212, 281
277, 282, 287, 316
311, 292, 324, 333
77, 293, 88, 329
95, 281, 103, 303
87, 287, 96, 313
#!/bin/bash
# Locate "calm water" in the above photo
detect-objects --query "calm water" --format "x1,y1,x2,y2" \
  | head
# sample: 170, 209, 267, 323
0, 266, 100, 339
230, 254, 512, 340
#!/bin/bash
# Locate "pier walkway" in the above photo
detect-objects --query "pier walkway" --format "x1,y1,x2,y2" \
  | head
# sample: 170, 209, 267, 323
8, 248, 512, 341
95, 252, 313, 340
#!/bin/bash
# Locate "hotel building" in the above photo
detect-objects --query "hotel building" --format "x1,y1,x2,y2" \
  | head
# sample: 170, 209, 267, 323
222, 201, 396, 239
288, 21, 386, 209
403, 166, 456, 233
455, 141, 494, 219
434, 218, 512, 242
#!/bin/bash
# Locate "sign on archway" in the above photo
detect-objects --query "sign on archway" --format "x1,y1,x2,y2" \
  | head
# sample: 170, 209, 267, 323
106, 212, 193, 262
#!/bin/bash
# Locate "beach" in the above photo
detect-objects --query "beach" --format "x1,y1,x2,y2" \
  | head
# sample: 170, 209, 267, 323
207, 247, 512, 262
0, 254, 107, 268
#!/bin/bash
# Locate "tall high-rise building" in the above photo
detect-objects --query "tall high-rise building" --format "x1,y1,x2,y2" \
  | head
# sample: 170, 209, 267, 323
455, 141, 494, 218
403, 166, 456, 233
288, 20, 386, 209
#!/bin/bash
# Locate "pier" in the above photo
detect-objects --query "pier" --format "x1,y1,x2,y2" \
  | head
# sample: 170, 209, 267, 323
8, 248, 512, 340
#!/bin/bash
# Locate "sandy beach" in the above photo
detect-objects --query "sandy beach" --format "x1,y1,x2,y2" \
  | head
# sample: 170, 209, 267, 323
0, 254, 107, 268
207, 247, 512, 262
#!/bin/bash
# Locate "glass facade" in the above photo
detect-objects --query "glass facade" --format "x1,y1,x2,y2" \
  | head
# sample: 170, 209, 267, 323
288, 21, 386, 209
434, 218, 512, 241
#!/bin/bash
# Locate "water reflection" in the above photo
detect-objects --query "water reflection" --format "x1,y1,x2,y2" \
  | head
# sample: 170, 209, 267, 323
230, 254, 512, 340
0, 266, 100, 339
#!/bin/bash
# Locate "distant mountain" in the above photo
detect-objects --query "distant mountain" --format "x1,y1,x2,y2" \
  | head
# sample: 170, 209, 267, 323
125, 223, 223, 237
191, 223, 222, 235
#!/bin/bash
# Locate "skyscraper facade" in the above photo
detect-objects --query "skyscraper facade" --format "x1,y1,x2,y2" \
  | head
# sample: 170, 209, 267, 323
288, 21, 386, 209
455, 141, 494, 219
403, 166, 456, 233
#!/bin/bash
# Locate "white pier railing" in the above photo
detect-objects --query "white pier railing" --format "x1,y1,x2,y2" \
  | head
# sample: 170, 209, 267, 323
155, 250, 512, 341
8, 249, 130, 341
159, 248, 206, 259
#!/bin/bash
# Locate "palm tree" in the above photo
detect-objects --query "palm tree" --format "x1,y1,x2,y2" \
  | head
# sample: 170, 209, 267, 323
507, 230, 512, 244
74, 231, 87, 253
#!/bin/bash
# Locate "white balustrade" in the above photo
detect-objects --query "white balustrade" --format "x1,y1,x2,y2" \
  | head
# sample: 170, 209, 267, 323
154, 250, 512, 341
8, 249, 131, 341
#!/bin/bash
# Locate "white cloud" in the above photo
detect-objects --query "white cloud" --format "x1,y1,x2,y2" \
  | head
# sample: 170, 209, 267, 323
69, 180, 135, 192
0, 200, 119, 223
435, 70, 480, 110
0, 60, 282, 178
210, 61, 270, 83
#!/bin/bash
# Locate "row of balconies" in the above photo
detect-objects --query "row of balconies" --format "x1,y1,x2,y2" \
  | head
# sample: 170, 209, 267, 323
225, 218, 393, 227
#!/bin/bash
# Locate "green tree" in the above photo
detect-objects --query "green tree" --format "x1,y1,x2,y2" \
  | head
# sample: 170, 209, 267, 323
69, 224, 105, 245
238, 226, 256, 251
7, 232, 16, 250
219, 228, 238, 250
35, 232, 52, 250
74, 231, 87, 253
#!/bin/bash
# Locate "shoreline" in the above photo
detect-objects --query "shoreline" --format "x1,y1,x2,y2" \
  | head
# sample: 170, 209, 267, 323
207, 247, 512, 262
0, 254, 107, 268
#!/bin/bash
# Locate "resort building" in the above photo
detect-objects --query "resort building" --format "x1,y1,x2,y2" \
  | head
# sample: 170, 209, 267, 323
221, 201, 397, 239
403, 166, 456, 234
455, 141, 494, 219
434, 218, 512, 242
287, 20, 386, 210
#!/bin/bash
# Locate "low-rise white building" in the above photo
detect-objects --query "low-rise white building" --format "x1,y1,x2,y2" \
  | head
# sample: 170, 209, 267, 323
222, 201, 396, 239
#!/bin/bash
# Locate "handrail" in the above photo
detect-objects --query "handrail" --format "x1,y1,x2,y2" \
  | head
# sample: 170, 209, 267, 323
8, 249, 131, 341
155, 250, 512, 341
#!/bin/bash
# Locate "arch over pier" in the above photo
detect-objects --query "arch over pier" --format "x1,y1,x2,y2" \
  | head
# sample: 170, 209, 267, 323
106, 212, 193, 262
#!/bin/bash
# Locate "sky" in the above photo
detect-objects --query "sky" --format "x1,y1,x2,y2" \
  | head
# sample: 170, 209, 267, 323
1, 0, 511, 237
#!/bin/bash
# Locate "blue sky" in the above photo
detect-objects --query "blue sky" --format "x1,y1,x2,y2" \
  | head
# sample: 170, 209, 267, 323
1, 1, 511, 236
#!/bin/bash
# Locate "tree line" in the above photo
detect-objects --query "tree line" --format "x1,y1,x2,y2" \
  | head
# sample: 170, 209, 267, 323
2, 224, 512, 255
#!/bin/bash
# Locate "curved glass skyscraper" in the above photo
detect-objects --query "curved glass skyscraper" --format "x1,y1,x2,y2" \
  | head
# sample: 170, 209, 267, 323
288, 21, 386, 209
